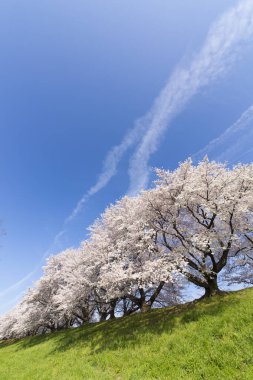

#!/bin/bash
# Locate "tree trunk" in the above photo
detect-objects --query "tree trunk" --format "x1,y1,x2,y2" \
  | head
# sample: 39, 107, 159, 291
99, 309, 108, 322
204, 276, 221, 297
140, 301, 151, 313
109, 300, 116, 319
81, 307, 90, 323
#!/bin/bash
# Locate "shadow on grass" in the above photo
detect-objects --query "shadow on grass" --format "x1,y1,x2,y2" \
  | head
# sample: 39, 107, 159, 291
1, 291, 242, 356
0, 338, 18, 349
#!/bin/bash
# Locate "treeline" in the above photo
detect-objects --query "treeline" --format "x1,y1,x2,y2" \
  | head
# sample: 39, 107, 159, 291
1, 158, 253, 339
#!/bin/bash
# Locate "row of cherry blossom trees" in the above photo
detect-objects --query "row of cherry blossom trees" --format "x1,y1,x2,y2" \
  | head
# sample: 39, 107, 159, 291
1, 158, 253, 339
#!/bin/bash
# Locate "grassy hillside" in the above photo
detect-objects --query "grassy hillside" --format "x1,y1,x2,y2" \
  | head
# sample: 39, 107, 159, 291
1, 288, 253, 380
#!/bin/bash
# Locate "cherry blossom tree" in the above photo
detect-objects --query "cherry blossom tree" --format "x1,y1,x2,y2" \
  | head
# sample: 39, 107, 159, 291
87, 196, 184, 312
0, 309, 18, 339
142, 158, 253, 296
46, 248, 94, 326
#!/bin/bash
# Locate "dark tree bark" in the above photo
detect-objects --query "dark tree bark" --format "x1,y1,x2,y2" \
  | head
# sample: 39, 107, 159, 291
126, 282, 166, 313
203, 276, 221, 297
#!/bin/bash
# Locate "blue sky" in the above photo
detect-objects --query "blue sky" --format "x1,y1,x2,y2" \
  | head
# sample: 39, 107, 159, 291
1, 0, 253, 315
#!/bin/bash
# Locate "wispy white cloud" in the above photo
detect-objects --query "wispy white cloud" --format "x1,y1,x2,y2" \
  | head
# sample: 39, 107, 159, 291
65, 118, 147, 222
128, 0, 253, 195
0, 244, 54, 301
0, 270, 35, 299
0, 228, 68, 304
0, 290, 26, 316
193, 104, 253, 163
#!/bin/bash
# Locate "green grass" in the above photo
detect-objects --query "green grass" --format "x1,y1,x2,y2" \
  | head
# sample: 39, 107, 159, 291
1, 288, 253, 379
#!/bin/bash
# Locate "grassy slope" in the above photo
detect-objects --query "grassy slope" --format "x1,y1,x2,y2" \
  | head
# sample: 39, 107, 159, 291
1, 288, 253, 380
